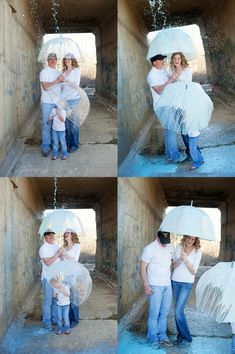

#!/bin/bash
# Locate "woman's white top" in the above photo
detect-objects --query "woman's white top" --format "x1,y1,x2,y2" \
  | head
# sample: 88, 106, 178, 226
61, 68, 80, 101
169, 67, 192, 82
64, 243, 81, 262
171, 244, 202, 283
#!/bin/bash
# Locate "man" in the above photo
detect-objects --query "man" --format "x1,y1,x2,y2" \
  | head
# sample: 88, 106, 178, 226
140, 230, 174, 348
147, 54, 187, 163
39, 229, 63, 330
39, 53, 64, 157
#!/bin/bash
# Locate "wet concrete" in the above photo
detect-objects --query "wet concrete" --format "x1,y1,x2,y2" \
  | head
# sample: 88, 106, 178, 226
0, 274, 117, 354
119, 91, 235, 177
0, 97, 117, 177
118, 266, 232, 353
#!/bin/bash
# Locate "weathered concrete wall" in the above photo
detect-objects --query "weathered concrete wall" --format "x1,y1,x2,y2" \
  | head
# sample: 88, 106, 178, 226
96, 9, 117, 103
220, 191, 235, 261
0, 177, 44, 340
204, 0, 235, 92
118, 178, 167, 318
96, 185, 117, 278
118, 0, 152, 163
0, 0, 41, 164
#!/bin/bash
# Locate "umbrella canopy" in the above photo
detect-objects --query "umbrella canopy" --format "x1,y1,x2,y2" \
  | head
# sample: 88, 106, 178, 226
147, 28, 197, 61
159, 205, 215, 240
196, 262, 235, 323
38, 35, 84, 62
155, 81, 214, 134
46, 260, 92, 306
39, 209, 85, 236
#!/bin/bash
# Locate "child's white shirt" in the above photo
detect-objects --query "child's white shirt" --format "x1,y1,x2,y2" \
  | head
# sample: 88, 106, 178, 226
54, 284, 70, 306
50, 108, 66, 132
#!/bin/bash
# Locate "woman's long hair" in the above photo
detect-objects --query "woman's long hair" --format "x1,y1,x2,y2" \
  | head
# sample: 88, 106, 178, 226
170, 52, 189, 69
62, 58, 79, 72
63, 232, 80, 247
181, 235, 201, 250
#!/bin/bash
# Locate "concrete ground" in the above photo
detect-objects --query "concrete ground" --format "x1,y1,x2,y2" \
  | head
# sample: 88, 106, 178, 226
0, 96, 117, 177
0, 274, 117, 354
118, 266, 232, 354
119, 90, 235, 177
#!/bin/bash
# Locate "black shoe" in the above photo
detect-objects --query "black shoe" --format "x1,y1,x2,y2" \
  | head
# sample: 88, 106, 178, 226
42, 151, 49, 157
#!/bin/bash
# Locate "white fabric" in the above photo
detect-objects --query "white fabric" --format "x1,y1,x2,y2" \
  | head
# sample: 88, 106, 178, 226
147, 67, 169, 109
40, 67, 61, 104
54, 284, 70, 306
141, 239, 174, 286
39, 242, 60, 280
188, 130, 200, 137
51, 108, 66, 131
231, 322, 235, 334
61, 68, 81, 100
172, 245, 202, 283
64, 243, 81, 262
169, 67, 192, 82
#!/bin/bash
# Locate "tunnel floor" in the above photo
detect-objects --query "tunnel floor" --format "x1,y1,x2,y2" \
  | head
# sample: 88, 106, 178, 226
118, 266, 232, 353
119, 90, 235, 177
1, 97, 117, 177
0, 274, 117, 354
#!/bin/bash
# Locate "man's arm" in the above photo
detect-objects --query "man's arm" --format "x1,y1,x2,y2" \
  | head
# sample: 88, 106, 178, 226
41, 75, 64, 90
152, 72, 179, 94
42, 248, 62, 266
140, 261, 153, 295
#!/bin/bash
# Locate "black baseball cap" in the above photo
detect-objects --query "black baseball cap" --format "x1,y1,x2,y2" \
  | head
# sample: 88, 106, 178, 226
150, 54, 167, 63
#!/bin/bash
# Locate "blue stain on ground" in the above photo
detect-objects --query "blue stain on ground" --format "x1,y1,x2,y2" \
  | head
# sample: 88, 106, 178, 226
118, 329, 232, 354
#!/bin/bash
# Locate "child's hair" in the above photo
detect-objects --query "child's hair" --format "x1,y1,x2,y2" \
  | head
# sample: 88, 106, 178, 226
50, 274, 64, 285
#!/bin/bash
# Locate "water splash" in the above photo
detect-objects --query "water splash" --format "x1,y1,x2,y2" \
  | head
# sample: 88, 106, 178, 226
53, 177, 58, 209
51, 0, 60, 33
149, 0, 167, 29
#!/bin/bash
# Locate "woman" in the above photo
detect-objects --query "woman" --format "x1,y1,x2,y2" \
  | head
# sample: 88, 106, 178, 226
171, 235, 202, 348
61, 53, 81, 152
62, 228, 81, 327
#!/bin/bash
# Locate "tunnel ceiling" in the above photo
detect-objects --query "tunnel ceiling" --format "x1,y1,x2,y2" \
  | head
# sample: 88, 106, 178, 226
34, 0, 116, 33
31, 178, 116, 209
158, 178, 235, 208
134, 0, 226, 30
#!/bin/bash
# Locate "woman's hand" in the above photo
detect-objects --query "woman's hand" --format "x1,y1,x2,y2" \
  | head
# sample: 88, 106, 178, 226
180, 250, 187, 262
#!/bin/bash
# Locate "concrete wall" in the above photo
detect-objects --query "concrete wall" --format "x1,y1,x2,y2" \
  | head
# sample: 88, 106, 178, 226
96, 9, 117, 103
0, 177, 44, 340
220, 191, 235, 261
204, 0, 235, 92
118, 178, 167, 318
0, 0, 41, 164
118, 0, 152, 163
96, 186, 117, 278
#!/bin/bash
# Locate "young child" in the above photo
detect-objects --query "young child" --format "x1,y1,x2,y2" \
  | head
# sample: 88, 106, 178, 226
51, 275, 71, 335
49, 100, 68, 160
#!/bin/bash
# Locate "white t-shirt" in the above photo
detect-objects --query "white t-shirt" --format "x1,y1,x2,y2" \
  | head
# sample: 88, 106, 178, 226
61, 68, 81, 100
141, 239, 174, 286
171, 244, 202, 283
40, 67, 61, 104
50, 108, 66, 132
64, 243, 81, 262
54, 285, 70, 306
147, 67, 169, 109
39, 241, 60, 280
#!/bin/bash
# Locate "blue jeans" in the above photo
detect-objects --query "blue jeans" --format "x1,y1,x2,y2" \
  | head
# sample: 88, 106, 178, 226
41, 103, 56, 153
69, 286, 79, 324
66, 99, 80, 151
232, 334, 235, 354
182, 134, 204, 167
57, 304, 70, 331
42, 278, 58, 326
165, 129, 180, 161
172, 280, 193, 343
147, 285, 172, 343
52, 129, 68, 157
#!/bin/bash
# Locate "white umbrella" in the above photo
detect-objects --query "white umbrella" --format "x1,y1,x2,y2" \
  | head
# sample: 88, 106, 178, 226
159, 205, 215, 240
39, 209, 85, 236
46, 260, 92, 306
38, 35, 84, 62
155, 81, 214, 134
196, 262, 235, 322
147, 27, 197, 61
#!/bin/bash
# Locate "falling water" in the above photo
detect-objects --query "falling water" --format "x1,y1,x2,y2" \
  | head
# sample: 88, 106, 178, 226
148, 0, 167, 29
53, 177, 58, 209
51, 0, 60, 33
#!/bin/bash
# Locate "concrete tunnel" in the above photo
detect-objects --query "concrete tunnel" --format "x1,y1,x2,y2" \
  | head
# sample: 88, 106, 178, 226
118, 0, 235, 164
0, 177, 117, 342
0, 0, 117, 167
118, 177, 235, 323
